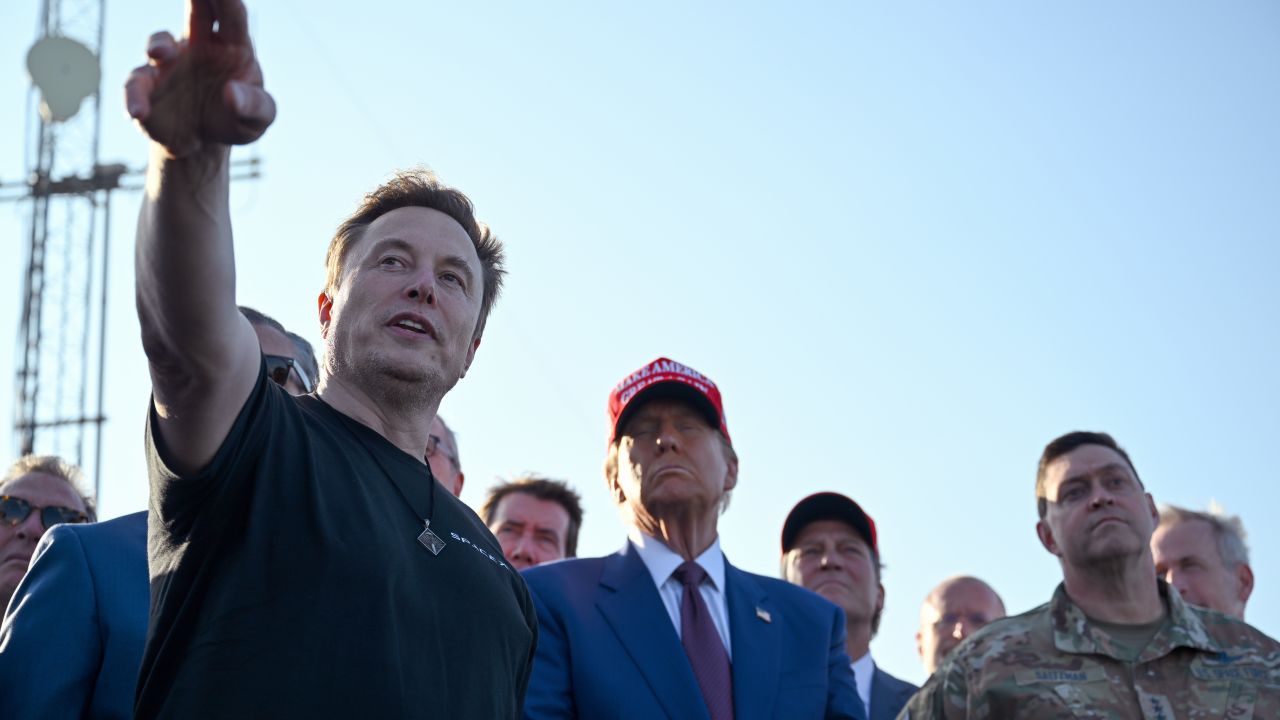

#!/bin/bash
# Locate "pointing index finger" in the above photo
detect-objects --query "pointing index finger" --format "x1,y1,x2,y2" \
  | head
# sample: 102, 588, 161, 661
185, 0, 214, 42
210, 0, 251, 45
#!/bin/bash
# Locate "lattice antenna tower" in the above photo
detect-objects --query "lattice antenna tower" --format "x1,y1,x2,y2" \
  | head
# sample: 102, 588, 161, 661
10, 0, 120, 498
6, 2, 261, 502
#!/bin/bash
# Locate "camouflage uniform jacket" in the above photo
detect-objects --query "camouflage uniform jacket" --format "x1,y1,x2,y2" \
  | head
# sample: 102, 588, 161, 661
897, 581, 1280, 719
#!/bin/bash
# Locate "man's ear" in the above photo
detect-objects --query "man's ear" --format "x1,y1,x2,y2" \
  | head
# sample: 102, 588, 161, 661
780, 553, 798, 584
722, 446, 739, 493
1237, 563, 1255, 604
1036, 519, 1061, 557
915, 629, 925, 659
459, 335, 481, 379
875, 582, 886, 615
607, 471, 625, 504
606, 445, 627, 505
318, 291, 334, 339
455, 472, 466, 497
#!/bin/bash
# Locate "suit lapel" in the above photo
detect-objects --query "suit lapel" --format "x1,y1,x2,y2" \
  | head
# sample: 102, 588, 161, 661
868, 667, 886, 720
725, 561, 780, 720
596, 543, 709, 720
869, 667, 911, 720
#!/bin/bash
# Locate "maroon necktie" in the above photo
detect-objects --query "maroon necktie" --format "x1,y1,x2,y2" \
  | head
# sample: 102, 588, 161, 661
674, 561, 735, 720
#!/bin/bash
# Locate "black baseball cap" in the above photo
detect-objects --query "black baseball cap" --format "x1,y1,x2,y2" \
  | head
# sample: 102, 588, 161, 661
781, 492, 878, 555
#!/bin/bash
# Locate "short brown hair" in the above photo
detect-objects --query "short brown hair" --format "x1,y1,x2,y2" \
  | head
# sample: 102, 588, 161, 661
324, 169, 507, 337
1036, 431, 1141, 517
482, 476, 584, 557
1, 455, 97, 521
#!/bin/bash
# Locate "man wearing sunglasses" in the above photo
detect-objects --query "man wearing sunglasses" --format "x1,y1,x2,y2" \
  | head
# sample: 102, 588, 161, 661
0, 307, 312, 720
0, 456, 94, 615
241, 306, 318, 395
124, 2, 532, 718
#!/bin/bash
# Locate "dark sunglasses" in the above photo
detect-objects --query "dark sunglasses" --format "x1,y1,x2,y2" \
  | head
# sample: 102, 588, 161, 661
264, 354, 314, 393
0, 495, 90, 530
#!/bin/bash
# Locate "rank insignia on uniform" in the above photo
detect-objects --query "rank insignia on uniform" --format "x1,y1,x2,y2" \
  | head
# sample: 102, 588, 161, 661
756, 607, 771, 623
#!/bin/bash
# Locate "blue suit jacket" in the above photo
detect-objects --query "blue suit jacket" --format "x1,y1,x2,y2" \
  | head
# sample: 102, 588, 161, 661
0, 511, 148, 720
869, 664, 917, 720
522, 542, 866, 720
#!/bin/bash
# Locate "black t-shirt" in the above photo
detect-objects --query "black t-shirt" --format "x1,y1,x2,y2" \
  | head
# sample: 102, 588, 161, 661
137, 366, 536, 719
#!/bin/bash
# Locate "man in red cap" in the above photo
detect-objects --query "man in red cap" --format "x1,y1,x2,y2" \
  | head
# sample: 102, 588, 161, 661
781, 493, 917, 720
522, 357, 865, 720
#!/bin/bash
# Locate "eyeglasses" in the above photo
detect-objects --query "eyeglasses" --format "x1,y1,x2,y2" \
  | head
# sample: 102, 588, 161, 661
264, 354, 314, 394
932, 612, 994, 629
0, 496, 90, 530
425, 434, 460, 469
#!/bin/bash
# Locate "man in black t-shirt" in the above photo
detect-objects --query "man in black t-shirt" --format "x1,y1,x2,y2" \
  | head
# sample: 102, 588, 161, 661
124, 1, 534, 717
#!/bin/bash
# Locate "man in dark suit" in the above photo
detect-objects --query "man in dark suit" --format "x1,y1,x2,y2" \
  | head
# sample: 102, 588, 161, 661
781, 493, 917, 720
523, 357, 864, 720
0, 511, 146, 720
0, 456, 95, 614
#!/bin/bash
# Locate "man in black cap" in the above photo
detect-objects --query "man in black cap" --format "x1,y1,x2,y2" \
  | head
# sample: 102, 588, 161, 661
782, 493, 917, 720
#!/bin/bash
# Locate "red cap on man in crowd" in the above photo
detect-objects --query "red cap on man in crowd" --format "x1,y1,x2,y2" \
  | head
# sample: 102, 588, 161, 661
606, 357, 730, 446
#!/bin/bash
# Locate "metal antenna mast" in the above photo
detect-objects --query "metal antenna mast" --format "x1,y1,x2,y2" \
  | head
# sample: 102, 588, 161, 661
6, 0, 118, 498
4, 1, 262, 504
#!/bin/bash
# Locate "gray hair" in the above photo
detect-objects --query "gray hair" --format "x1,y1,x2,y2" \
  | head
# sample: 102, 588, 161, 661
1158, 502, 1250, 568
433, 415, 461, 470
238, 306, 287, 336
1, 455, 97, 521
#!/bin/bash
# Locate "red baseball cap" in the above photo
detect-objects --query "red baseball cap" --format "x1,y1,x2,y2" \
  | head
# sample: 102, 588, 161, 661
607, 357, 730, 445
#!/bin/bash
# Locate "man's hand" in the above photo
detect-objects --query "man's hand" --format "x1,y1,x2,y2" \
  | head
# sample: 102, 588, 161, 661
124, 0, 275, 158
129, 0, 272, 474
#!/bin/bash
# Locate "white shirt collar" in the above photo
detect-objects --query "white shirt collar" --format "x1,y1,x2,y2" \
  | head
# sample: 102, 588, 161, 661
851, 651, 875, 716
628, 527, 726, 592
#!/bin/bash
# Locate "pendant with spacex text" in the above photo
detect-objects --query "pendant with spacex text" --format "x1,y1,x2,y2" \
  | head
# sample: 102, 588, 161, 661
418, 519, 446, 555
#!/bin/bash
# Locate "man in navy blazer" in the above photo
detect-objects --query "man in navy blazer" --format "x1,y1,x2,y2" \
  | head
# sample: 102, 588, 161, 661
0, 511, 148, 720
781, 493, 918, 720
523, 358, 865, 720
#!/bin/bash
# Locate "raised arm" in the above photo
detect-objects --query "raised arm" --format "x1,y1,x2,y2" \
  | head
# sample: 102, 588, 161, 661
125, 0, 277, 475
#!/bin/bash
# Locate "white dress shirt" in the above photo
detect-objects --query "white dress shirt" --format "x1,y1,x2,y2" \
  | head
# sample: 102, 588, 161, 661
851, 651, 874, 719
628, 528, 733, 658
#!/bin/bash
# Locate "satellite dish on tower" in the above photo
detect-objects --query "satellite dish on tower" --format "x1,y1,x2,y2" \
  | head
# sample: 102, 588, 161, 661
27, 35, 100, 123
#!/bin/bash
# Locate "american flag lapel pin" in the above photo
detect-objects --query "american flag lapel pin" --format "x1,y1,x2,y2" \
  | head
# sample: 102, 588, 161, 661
756, 607, 772, 623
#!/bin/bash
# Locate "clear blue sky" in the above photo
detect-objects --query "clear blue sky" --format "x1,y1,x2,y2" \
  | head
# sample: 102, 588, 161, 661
3, 1, 1278, 684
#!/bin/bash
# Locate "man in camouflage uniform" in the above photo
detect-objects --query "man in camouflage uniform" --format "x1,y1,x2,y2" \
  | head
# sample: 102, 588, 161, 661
899, 431, 1279, 719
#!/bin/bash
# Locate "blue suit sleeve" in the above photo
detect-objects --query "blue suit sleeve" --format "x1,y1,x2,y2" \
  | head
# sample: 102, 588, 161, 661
0, 524, 99, 718
826, 606, 867, 720
522, 574, 576, 719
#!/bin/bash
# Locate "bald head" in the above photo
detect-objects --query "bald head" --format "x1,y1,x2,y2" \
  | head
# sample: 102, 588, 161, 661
916, 576, 1005, 675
